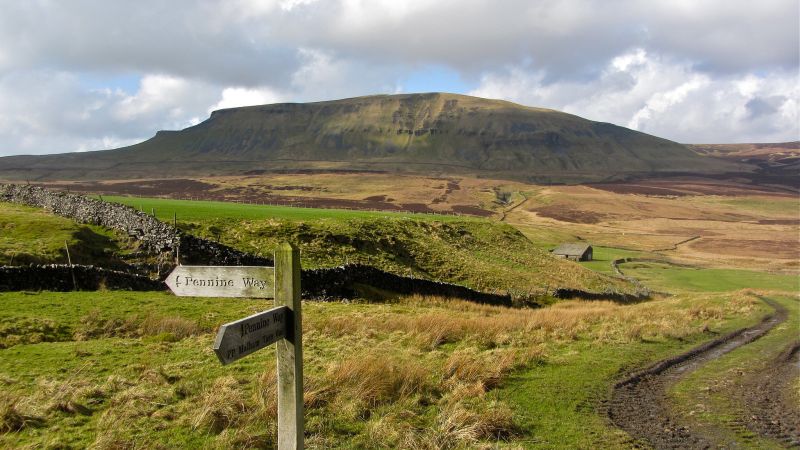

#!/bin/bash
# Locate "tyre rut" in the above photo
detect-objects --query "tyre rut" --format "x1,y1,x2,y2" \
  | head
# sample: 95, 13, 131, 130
608, 297, 789, 449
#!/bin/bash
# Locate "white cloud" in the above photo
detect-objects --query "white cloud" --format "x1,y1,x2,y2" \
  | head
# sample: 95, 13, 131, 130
0, 0, 797, 156
471, 49, 799, 143
211, 87, 284, 112
279, 0, 320, 11
0, 71, 220, 155
628, 74, 709, 130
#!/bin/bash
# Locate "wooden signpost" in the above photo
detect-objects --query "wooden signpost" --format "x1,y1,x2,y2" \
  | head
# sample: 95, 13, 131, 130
166, 242, 304, 450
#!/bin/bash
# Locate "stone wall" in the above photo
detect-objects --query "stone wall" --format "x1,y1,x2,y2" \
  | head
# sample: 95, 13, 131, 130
0, 183, 271, 267
302, 264, 512, 306
0, 262, 511, 304
0, 264, 164, 291
0, 183, 177, 253
551, 287, 647, 303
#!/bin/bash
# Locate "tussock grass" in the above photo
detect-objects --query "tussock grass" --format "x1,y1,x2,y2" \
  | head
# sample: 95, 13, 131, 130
73, 310, 139, 340
316, 293, 758, 348
438, 400, 518, 443
0, 317, 70, 348
35, 377, 96, 415
192, 376, 249, 433
139, 315, 201, 340
0, 394, 41, 433
327, 352, 432, 409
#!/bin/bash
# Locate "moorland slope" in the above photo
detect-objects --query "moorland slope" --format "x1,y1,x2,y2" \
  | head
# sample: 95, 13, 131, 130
0, 93, 738, 182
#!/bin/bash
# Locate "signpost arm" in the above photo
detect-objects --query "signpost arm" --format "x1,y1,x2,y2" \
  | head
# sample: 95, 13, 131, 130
275, 243, 303, 449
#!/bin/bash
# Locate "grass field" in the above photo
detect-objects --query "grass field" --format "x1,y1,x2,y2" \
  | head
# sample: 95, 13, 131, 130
1, 184, 798, 447
620, 262, 798, 292
98, 195, 469, 223
0, 290, 770, 449
578, 247, 647, 275
82, 195, 633, 298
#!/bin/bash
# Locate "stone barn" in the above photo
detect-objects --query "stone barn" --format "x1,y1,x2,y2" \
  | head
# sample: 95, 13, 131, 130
552, 243, 593, 261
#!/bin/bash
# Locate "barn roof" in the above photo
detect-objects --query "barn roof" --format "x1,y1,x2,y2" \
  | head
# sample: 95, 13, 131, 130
552, 243, 592, 256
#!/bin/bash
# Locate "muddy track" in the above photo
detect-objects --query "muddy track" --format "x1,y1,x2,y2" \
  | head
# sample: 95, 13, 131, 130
608, 297, 789, 448
739, 340, 800, 446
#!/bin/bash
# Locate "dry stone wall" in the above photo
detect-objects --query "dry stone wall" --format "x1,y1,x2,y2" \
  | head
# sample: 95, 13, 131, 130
0, 264, 164, 291
0, 183, 271, 267
302, 264, 513, 306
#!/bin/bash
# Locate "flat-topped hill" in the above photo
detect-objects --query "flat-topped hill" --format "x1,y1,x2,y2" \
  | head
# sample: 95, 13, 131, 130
0, 93, 739, 182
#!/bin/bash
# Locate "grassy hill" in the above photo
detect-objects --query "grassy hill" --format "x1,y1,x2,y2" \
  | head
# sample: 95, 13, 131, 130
0, 289, 774, 448
100, 195, 638, 297
179, 214, 636, 298
0, 93, 737, 182
2, 196, 636, 298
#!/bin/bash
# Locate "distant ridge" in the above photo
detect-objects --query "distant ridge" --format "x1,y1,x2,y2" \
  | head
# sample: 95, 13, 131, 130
0, 93, 741, 182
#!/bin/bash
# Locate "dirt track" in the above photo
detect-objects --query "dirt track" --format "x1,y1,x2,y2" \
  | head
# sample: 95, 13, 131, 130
608, 298, 793, 448
739, 340, 800, 446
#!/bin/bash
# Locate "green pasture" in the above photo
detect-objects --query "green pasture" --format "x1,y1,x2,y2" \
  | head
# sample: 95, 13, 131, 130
97, 195, 469, 223
620, 261, 798, 293
0, 202, 131, 267
578, 246, 647, 275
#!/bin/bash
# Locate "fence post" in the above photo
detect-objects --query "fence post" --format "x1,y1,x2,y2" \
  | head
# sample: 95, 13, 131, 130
275, 242, 304, 449
64, 241, 77, 290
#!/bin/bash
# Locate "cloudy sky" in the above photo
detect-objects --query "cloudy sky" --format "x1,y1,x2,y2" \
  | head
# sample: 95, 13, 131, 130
0, 0, 797, 156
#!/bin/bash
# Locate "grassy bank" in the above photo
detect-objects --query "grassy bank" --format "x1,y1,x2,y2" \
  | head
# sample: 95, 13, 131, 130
0, 202, 133, 267
179, 216, 635, 297
0, 290, 768, 448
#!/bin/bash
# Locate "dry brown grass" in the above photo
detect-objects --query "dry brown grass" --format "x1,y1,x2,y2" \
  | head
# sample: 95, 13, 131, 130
92, 378, 174, 449
192, 376, 249, 433
315, 294, 749, 351
364, 396, 518, 449
444, 348, 520, 391
139, 315, 201, 340
507, 183, 799, 273
327, 352, 432, 408
74, 311, 202, 341
0, 393, 41, 433
437, 400, 518, 443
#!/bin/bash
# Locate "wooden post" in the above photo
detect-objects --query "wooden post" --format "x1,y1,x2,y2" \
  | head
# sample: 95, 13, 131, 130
275, 243, 303, 449
64, 241, 77, 291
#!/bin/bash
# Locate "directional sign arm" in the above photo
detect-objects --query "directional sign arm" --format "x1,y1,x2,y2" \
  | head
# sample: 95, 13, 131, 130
213, 305, 289, 365
166, 265, 275, 298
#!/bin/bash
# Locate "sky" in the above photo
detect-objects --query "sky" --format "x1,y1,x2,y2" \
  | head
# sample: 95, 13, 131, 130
0, 0, 797, 156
